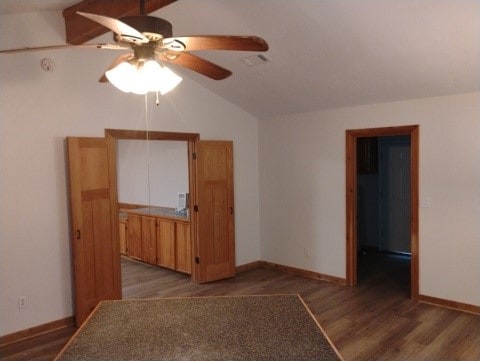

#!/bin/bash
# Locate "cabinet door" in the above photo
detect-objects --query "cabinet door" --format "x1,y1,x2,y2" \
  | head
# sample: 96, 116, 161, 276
176, 222, 191, 274
127, 214, 142, 260
157, 219, 175, 270
119, 220, 127, 255
142, 216, 157, 265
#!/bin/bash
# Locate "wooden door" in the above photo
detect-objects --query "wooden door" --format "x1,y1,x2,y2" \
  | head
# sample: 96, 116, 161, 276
67, 137, 121, 326
157, 219, 175, 269
126, 214, 142, 260
194, 141, 235, 283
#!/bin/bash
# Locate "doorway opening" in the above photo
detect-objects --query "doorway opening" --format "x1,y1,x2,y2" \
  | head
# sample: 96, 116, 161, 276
345, 125, 419, 300
357, 135, 411, 296
105, 129, 200, 284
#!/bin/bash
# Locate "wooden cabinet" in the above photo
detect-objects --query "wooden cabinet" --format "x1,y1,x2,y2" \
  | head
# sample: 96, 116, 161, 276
157, 219, 175, 269
175, 221, 191, 274
124, 208, 191, 274
119, 218, 127, 255
126, 214, 142, 260
141, 216, 157, 265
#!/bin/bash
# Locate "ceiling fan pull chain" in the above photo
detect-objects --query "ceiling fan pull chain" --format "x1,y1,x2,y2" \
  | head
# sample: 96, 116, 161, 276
156, 91, 160, 106
144, 94, 151, 210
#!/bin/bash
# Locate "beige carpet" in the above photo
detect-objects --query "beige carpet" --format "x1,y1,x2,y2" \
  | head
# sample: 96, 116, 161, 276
55, 294, 343, 361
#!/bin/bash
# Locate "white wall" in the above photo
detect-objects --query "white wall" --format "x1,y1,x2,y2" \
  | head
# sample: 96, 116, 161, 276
0, 11, 261, 336
117, 140, 189, 208
259, 92, 480, 307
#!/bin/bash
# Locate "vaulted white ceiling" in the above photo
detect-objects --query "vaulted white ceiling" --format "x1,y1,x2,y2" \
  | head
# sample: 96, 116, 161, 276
1, 0, 479, 118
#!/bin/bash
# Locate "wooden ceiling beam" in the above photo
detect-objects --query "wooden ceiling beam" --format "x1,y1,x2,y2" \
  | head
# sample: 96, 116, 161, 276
63, 0, 177, 45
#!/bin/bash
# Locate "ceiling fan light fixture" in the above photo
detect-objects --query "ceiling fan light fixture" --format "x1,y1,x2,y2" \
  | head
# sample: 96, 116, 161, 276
105, 59, 182, 95
156, 65, 183, 95
105, 61, 136, 93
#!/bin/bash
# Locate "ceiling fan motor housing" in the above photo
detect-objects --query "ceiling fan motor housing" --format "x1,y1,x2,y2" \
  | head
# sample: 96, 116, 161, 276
117, 16, 173, 42
133, 45, 155, 60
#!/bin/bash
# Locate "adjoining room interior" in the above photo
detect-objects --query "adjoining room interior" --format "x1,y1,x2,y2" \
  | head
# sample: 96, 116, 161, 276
1, 1, 479, 360
116, 137, 193, 292
356, 135, 412, 297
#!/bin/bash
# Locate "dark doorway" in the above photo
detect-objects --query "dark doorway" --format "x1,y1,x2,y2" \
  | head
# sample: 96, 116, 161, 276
345, 125, 419, 300
356, 135, 411, 295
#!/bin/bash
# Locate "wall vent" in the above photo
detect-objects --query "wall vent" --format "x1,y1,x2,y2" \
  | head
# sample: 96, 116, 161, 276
241, 54, 271, 66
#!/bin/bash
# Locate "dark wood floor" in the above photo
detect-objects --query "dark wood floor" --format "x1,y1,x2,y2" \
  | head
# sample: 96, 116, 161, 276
2, 252, 479, 360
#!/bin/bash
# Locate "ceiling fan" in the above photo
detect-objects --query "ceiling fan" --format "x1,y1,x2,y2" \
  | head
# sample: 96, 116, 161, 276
0, 0, 269, 93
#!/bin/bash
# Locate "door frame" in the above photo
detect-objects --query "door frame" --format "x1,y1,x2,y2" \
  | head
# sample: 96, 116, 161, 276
104, 129, 200, 281
345, 125, 419, 299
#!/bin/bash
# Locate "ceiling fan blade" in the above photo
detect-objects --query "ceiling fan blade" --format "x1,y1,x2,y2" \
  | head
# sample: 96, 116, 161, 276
99, 53, 135, 83
77, 11, 149, 44
160, 52, 232, 80
163, 35, 268, 52
0, 43, 127, 54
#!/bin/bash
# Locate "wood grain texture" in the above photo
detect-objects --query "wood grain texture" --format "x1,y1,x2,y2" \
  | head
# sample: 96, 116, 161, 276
62, 0, 177, 45
195, 141, 235, 283
141, 216, 157, 265
126, 214, 142, 260
1, 253, 479, 361
67, 137, 121, 327
175, 222, 192, 274
157, 219, 175, 269
0, 318, 74, 347
104, 129, 199, 141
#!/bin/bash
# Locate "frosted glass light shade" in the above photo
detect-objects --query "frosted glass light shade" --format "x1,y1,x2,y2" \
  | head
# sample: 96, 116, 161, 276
105, 62, 136, 93
105, 60, 182, 95
157, 66, 183, 95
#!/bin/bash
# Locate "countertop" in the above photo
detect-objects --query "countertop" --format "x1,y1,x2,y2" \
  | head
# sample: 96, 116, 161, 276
121, 206, 189, 222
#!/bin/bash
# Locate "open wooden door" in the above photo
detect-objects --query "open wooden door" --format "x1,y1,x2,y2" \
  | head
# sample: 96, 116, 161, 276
194, 141, 235, 283
67, 137, 121, 326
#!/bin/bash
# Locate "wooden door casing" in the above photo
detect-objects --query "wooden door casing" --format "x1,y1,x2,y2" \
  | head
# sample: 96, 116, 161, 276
195, 141, 235, 283
67, 137, 121, 326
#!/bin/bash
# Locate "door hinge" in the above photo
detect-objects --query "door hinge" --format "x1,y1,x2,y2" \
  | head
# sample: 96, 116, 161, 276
193, 205, 198, 212
230, 207, 234, 215
195, 257, 200, 264
192, 152, 197, 160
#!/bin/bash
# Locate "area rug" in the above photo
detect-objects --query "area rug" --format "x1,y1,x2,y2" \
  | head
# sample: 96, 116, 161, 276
55, 294, 343, 361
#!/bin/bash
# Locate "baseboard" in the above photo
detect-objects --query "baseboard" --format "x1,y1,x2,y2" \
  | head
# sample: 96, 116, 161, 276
0, 316, 75, 347
259, 261, 348, 285
236, 261, 480, 315
418, 294, 480, 315
235, 260, 262, 273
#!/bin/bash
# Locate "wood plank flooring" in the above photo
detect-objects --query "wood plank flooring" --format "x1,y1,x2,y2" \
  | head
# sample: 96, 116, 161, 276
1, 252, 479, 360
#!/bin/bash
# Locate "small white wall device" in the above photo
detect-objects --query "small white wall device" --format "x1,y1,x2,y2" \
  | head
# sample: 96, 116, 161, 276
176, 193, 189, 214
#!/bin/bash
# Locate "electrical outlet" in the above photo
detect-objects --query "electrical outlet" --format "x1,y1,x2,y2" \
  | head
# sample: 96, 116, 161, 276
18, 296, 27, 309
